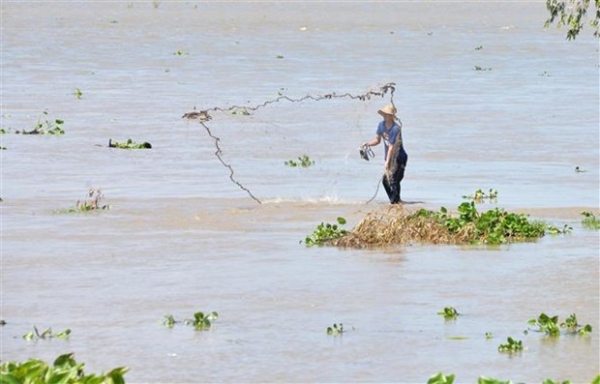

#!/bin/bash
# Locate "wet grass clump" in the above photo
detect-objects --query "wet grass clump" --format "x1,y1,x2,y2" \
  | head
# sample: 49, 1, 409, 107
330, 202, 569, 248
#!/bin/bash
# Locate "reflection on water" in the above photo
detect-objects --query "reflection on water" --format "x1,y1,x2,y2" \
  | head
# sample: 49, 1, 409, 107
1, 1, 598, 383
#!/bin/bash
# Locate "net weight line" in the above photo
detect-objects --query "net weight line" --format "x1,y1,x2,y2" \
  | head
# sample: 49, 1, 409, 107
183, 82, 397, 204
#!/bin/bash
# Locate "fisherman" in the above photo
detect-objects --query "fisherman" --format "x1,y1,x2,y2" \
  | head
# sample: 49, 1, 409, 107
361, 104, 408, 204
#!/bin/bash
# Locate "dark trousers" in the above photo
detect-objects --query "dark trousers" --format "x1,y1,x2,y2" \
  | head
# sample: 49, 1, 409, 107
382, 147, 408, 204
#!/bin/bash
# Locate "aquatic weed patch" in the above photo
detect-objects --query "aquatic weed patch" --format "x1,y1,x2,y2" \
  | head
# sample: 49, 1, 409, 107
57, 188, 110, 213
108, 138, 152, 149
16, 111, 65, 135
161, 311, 218, 331
22, 326, 71, 341
330, 202, 570, 248
303, 217, 349, 246
581, 211, 600, 230
0, 353, 128, 383
284, 154, 315, 168
527, 313, 592, 336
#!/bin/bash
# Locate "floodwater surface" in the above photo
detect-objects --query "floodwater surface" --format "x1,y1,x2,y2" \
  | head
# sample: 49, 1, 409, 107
1, 2, 599, 383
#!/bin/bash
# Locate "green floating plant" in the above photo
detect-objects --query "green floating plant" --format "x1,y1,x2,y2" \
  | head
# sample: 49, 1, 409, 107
0, 353, 128, 383
427, 372, 455, 384
462, 188, 498, 203
161, 311, 218, 331
437, 306, 459, 320
497, 337, 523, 353
16, 111, 65, 135
285, 154, 315, 168
416, 201, 571, 245
581, 211, 600, 230
303, 217, 349, 246
108, 138, 152, 149
326, 323, 344, 336
23, 326, 71, 341
527, 313, 592, 336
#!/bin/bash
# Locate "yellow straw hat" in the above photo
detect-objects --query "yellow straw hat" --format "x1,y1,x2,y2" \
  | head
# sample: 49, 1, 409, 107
377, 104, 397, 117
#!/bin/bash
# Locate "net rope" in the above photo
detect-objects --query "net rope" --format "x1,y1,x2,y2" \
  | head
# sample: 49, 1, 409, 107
183, 82, 397, 205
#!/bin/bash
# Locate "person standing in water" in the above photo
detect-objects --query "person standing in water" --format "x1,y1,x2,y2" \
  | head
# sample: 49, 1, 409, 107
361, 104, 408, 204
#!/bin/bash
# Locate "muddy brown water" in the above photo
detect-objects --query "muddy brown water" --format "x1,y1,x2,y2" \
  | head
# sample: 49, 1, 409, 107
1, 2, 598, 383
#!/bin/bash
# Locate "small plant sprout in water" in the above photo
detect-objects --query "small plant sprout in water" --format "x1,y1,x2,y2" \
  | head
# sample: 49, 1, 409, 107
303, 217, 349, 246
284, 154, 315, 168
581, 211, 600, 230
73, 88, 83, 99
326, 323, 344, 336
437, 306, 459, 320
497, 337, 524, 353
427, 372, 455, 384
485, 332, 493, 339
23, 326, 71, 341
462, 188, 498, 203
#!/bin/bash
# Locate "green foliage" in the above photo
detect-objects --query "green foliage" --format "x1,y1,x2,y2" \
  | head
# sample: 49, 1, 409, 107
462, 188, 498, 203
0, 353, 128, 384
22, 326, 71, 340
16, 111, 65, 135
437, 307, 459, 320
542, 380, 574, 384
545, 0, 600, 40
416, 201, 570, 245
485, 332, 493, 339
478, 377, 512, 384
581, 211, 600, 230
303, 217, 349, 246
284, 154, 315, 168
497, 337, 524, 353
427, 372, 455, 384
161, 311, 218, 331
73, 87, 83, 99
108, 138, 152, 149
527, 312, 592, 336
173, 48, 187, 56
326, 323, 344, 336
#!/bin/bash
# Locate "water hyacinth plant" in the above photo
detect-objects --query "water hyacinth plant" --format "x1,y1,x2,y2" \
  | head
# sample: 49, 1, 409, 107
437, 307, 459, 320
284, 154, 315, 168
108, 138, 152, 149
22, 326, 71, 341
161, 311, 219, 331
527, 313, 593, 336
16, 111, 65, 135
303, 217, 349, 246
581, 211, 600, 230
0, 353, 128, 383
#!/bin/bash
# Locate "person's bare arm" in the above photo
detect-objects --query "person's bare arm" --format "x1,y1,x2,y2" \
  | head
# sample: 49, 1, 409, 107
363, 135, 381, 147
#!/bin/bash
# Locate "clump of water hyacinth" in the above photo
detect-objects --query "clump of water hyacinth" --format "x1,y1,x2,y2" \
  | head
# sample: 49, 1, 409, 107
328, 202, 569, 248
